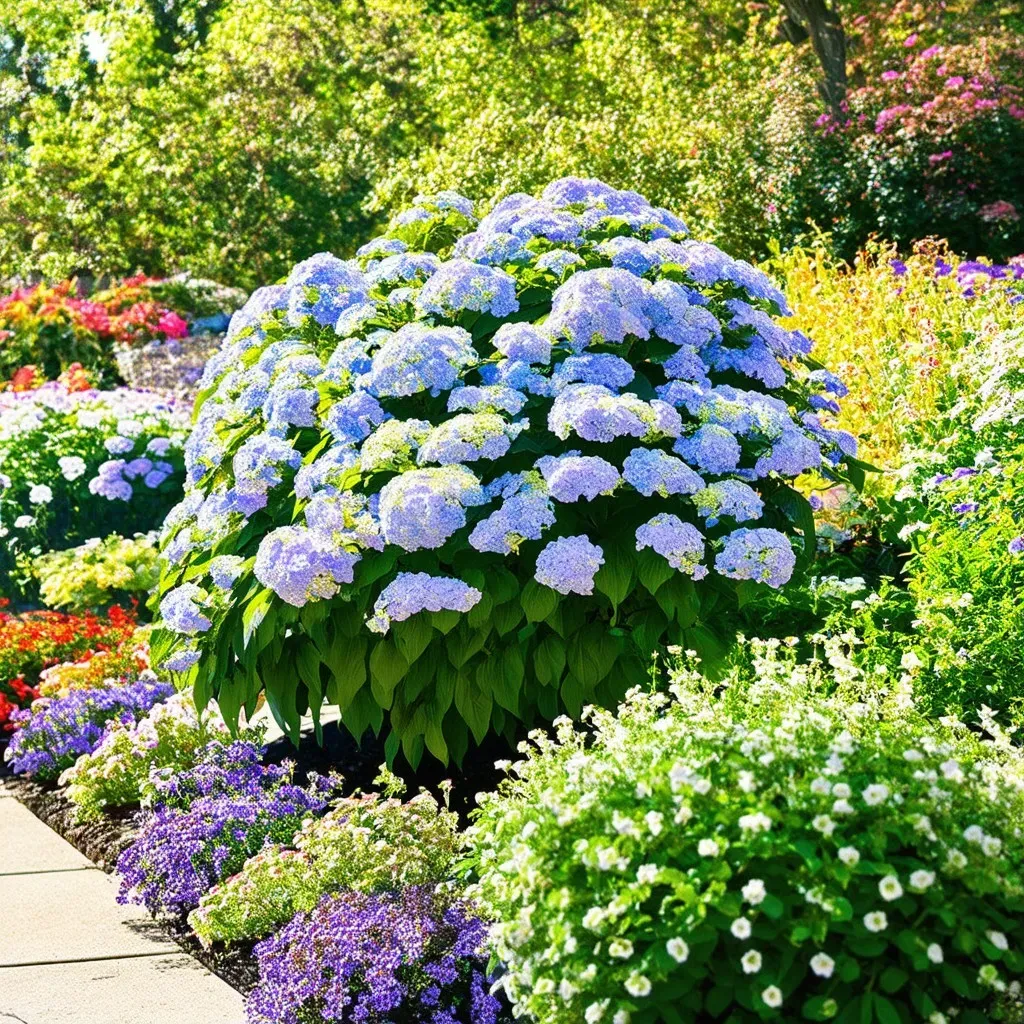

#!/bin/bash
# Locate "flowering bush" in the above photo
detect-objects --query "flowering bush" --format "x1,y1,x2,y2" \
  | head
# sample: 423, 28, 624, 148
58, 690, 257, 822
0, 382, 187, 593
246, 885, 499, 1024
189, 774, 462, 946
0, 276, 191, 382
37, 628, 150, 698
31, 533, 161, 612
2, 675, 173, 780
467, 649, 1024, 1023
763, 29, 1024, 261
0, 603, 138, 705
116, 742, 340, 915
153, 177, 860, 764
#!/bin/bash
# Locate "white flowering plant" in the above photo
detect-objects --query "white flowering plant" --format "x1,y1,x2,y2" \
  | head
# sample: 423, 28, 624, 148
59, 689, 260, 822
151, 177, 864, 764
467, 647, 1024, 1024
0, 384, 188, 596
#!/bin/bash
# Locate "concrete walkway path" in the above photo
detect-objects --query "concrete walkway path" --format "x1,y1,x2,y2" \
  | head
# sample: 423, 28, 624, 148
0, 788, 246, 1024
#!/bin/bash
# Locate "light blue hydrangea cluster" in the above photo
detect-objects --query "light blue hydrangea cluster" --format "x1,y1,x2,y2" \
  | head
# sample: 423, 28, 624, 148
367, 572, 483, 634
159, 176, 856, 657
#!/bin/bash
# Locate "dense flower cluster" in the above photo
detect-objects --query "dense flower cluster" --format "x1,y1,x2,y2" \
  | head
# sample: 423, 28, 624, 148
155, 177, 856, 756
246, 886, 499, 1024
469, 649, 1024, 1023
189, 780, 462, 946
116, 744, 340, 914
0, 382, 188, 593
2, 675, 173, 780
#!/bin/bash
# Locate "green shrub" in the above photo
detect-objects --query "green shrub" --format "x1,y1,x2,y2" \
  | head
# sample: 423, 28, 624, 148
188, 773, 461, 947
58, 689, 256, 822
468, 647, 1024, 1023
31, 533, 160, 612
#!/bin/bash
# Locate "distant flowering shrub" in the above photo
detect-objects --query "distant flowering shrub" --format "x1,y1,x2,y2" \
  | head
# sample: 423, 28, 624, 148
58, 690, 257, 822
0, 382, 187, 595
246, 886, 499, 1024
764, 34, 1024, 261
468, 649, 1024, 1024
31, 532, 161, 612
0, 275, 192, 383
153, 177, 859, 763
189, 776, 462, 946
2, 675, 173, 780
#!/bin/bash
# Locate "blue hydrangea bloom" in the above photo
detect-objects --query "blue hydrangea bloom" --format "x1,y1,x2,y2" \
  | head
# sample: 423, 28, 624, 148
361, 324, 478, 398
232, 433, 302, 497
378, 466, 486, 552
692, 480, 764, 525
714, 527, 796, 588
416, 259, 519, 319
536, 453, 620, 502
545, 269, 652, 352
635, 514, 707, 577
535, 249, 585, 276
417, 414, 523, 466
469, 488, 556, 555
622, 448, 704, 497
551, 353, 635, 391
160, 584, 213, 635
491, 322, 553, 365
367, 573, 483, 634
549, 384, 681, 443
447, 385, 528, 416
534, 535, 604, 595
254, 524, 361, 606
365, 252, 441, 289
285, 253, 368, 327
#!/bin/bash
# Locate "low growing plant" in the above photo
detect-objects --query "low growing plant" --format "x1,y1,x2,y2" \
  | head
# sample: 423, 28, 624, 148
467, 648, 1024, 1024
189, 771, 462, 946
153, 176, 861, 765
2, 675, 174, 780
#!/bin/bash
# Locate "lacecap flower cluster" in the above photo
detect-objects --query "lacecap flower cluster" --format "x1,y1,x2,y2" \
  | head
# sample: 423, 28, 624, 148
156, 177, 856, 733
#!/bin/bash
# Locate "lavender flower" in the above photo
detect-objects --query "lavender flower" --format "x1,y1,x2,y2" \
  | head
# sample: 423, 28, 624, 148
4, 679, 174, 780
692, 480, 764, 525
545, 269, 651, 352
535, 535, 604, 595
469, 486, 556, 555
160, 583, 213, 634
417, 414, 523, 466
361, 324, 478, 398
535, 453, 620, 502
416, 259, 519, 319
254, 525, 361, 606
674, 424, 742, 474
378, 466, 486, 551
622, 447, 704, 497
491, 322, 553, 364
246, 887, 499, 1024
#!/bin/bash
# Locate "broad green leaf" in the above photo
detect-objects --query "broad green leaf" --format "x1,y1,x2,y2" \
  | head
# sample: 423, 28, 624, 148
521, 579, 558, 623
392, 617, 434, 664
533, 635, 566, 687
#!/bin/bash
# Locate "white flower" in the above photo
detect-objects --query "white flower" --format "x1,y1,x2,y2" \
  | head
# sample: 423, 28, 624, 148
927, 943, 944, 964
737, 770, 757, 793
612, 1011, 630, 1024
698, 838, 720, 857
812, 815, 836, 836
13, 515, 35, 529
862, 784, 890, 806
929, 1014, 947, 1024
903, 748, 924, 762
28, 483, 53, 504
666, 937, 690, 963
863, 911, 888, 933
624, 973, 651, 998
608, 938, 634, 959
982, 835, 1003, 857
940, 759, 964, 783
738, 812, 772, 834
810, 776, 831, 795
730, 918, 752, 939
909, 870, 935, 890
637, 863, 659, 885
585, 1002, 608, 1023
583, 907, 605, 931
963, 825, 984, 844
58, 455, 87, 481
761, 986, 783, 1008
613, 811, 639, 837
559, 979, 577, 1001
832, 799, 854, 816
810, 952, 835, 978
878, 875, 903, 901
645, 811, 664, 836
946, 848, 968, 869
742, 879, 767, 905
900, 651, 923, 671
832, 783, 851, 798
987, 930, 1009, 951
535, 978, 555, 995
596, 847, 621, 871
837, 846, 860, 867
741, 949, 763, 974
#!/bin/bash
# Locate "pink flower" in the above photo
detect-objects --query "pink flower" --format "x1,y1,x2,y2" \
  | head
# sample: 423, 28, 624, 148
979, 200, 1020, 224
928, 151, 953, 165
904, 33, 919, 47
945, 76, 965, 89
157, 311, 189, 339
881, 70, 900, 82
920, 45, 942, 59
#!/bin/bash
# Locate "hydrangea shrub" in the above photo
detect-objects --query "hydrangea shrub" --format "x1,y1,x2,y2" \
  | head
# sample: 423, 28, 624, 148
467, 649, 1024, 1024
153, 177, 860, 764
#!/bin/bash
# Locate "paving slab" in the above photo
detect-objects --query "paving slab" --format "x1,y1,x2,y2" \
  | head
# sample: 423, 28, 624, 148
0, 952, 246, 1023
0, 870, 176, 966
0, 797, 93, 874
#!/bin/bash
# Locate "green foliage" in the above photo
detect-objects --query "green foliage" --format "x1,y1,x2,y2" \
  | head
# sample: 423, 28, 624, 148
59, 689, 256, 822
467, 645, 1024, 1023
31, 532, 160, 612
188, 774, 462, 947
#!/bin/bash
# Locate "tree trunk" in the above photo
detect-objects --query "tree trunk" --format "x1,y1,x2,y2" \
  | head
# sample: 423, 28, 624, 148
780, 0, 847, 113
